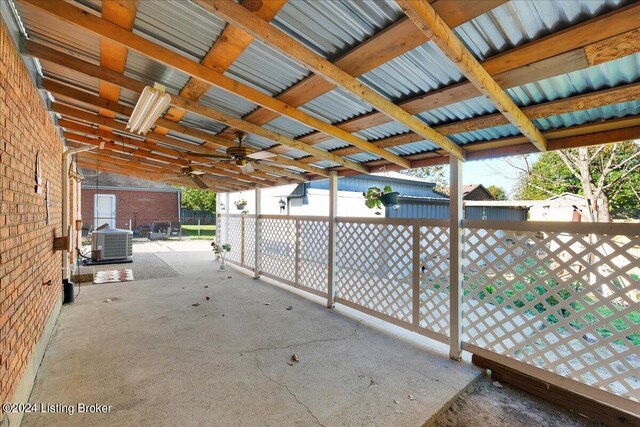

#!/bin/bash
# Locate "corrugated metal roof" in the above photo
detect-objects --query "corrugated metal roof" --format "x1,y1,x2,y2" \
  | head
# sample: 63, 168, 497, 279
300, 88, 373, 124
199, 86, 258, 118
417, 96, 497, 126
535, 100, 640, 131
263, 116, 314, 139
225, 39, 310, 97
360, 41, 465, 102
449, 124, 520, 145
124, 50, 190, 94
312, 160, 342, 169
272, 0, 403, 58
16, 2, 100, 62
456, 0, 631, 61
41, 61, 100, 95
345, 152, 380, 163
313, 138, 350, 152
508, 53, 640, 107
355, 121, 410, 140
133, 0, 226, 62
179, 112, 227, 135
388, 140, 440, 156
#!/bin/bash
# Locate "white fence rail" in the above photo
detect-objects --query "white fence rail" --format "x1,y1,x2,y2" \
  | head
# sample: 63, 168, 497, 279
218, 214, 640, 412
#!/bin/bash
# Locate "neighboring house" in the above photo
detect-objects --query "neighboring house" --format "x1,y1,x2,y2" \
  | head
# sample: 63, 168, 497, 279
81, 170, 181, 230
462, 184, 496, 201
286, 173, 525, 220
529, 193, 591, 222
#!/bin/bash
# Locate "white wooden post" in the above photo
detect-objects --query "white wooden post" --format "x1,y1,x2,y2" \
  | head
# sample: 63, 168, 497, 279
449, 156, 464, 360
327, 171, 338, 308
254, 188, 261, 279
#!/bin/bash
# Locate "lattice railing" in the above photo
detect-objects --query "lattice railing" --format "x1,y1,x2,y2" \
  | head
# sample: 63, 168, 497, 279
260, 216, 297, 284
298, 218, 329, 295
336, 219, 414, 325
462, 221, 640, 402
218, 212, 640, 410
419, 224, 451, 337
243, 215, 256, 271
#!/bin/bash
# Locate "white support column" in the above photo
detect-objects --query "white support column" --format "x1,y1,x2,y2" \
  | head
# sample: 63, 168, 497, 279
449, 156, 464, 360
254, 188, 261, 279
327, 171, 338, 308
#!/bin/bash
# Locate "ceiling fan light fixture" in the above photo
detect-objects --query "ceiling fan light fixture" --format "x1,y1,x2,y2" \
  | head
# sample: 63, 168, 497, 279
126, 83, 171, 135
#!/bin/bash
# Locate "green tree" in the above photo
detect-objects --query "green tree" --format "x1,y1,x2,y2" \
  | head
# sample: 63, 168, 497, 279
514, 141, 640, 221
486, 185, 508, 200
401, 165, 448, 192
180, 187, 217, 212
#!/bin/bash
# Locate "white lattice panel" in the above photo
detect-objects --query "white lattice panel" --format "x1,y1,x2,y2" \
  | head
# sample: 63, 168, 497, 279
261, 218, 297, 283
225, 216, 242, 264
336, 221, 413, 323
217, 214, 226, 245
298, 219, 329, 294
243, 216, 256, 270
419, 226, 450, 337
463, 225, 640, 401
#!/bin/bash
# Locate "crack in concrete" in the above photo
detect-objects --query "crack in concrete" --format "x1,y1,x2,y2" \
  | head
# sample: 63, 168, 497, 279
253, 354, 326, 427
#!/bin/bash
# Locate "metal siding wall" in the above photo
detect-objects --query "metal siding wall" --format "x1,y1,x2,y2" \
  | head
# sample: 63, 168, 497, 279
308, 176, 444, 198
465, 206, 528, 221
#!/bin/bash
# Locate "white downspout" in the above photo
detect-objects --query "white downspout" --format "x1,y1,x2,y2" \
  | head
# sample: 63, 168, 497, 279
62, 145, 97, 281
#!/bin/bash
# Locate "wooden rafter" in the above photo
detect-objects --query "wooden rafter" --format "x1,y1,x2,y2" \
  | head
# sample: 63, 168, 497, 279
397, 0, 547, 152
200, 0, 465, 161
97, 0, 138, 120
19, 0, 403, 170
53, 103, 289, 186
289, 4, 640, 155
161, 0, 286, 123
26, 42, 348, 177
240, 2, 506, 127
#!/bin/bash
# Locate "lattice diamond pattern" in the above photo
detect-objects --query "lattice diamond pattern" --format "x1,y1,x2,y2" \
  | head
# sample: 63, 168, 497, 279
463, 227, 640, 401
225, 216, 242, 264
336, 222, 413, 323
299, 219, 329, 294
419, 226, 450, 337
260, 218, 297, 283
243, 216, 256, 269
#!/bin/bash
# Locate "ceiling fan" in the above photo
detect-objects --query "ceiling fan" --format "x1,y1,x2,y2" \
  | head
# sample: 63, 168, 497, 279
161, 165, 209, 189
185, 131, 276, 174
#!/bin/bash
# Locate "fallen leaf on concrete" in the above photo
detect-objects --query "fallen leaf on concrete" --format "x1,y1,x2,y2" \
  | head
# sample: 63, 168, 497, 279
492, 381, 503, 388
204, 285, 209, 288
222, 314, 225, 317
291, 354, 300, 362
287, 361, 294, 366
206, 296, 211, 301
264, 302, 271, 306
192, 303, 200, 307
227, 276, 232, 279
104, 299, 112, 303
408, 395, 415, 401
393, 399, 399, 404
286, 306, 293, 311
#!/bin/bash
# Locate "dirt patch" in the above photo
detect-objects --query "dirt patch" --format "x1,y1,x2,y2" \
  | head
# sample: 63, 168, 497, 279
430, 375, 602, 427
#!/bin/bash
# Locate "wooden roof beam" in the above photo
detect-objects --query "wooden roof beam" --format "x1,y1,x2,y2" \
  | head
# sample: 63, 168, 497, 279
200, 0, 464, 161
293, 4, 640, 149
397, 0, 547, 152
53, 103, 284, 186
26, 44, 335, 178
19, 0, 385, 170
161, 0, 286, 124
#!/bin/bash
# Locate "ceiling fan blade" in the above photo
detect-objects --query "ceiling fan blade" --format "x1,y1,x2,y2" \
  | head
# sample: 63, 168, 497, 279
238, 162, 255, 174
248, 150, 277, 160
185, 152, 229, 159
189, 174, 209, 189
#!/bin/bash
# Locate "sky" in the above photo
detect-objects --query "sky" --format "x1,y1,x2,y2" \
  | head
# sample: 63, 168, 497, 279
462, 157, 528, 196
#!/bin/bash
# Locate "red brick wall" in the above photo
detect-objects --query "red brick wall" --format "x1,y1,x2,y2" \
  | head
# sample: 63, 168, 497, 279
81, 188, 179, 230
0, 23, 63, 414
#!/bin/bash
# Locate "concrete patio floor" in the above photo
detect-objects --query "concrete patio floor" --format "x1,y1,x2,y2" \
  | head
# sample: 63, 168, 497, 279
24, 246, 481, 426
